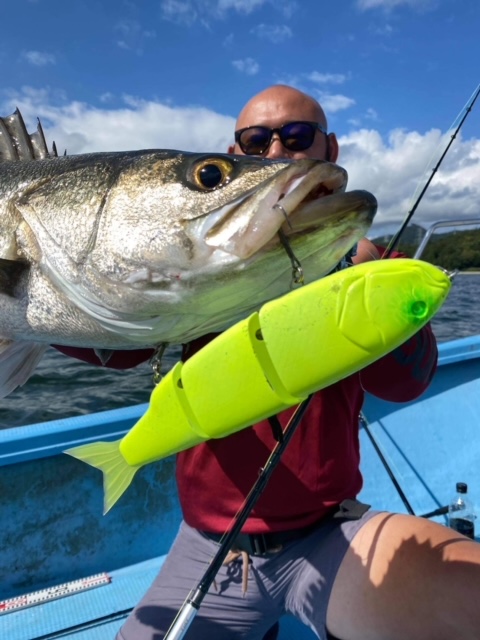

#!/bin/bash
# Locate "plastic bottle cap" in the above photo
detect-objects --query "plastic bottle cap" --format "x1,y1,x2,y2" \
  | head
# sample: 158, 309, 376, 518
456, 482, 468, 494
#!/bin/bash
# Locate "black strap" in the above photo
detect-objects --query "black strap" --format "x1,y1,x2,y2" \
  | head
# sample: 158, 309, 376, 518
333, 498, 371, 521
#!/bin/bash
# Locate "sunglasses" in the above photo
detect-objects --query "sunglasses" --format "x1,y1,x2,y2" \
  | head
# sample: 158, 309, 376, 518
234, 121, 328, 156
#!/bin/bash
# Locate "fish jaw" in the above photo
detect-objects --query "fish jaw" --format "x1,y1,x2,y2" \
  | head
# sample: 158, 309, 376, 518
203, 159, 348, 259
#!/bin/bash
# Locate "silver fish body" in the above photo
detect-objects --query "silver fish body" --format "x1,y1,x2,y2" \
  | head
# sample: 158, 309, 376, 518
0, 110, 377, 396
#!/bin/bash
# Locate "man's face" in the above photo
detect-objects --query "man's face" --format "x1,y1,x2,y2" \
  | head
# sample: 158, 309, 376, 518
231, 89, 334, 161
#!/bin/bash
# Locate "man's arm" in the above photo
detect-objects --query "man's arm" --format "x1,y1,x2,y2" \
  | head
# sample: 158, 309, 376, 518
359, 323, 437, 402
353, 238, 381, 264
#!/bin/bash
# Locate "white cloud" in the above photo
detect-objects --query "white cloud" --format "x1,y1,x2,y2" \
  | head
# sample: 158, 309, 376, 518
0, 87, 235, 155
251, 24, 292, 43
114, 20, 156, 54
21, 51, 56, 66
339, 127, 480, 230
160, 0, 297, 25
276, 72, 354, 115
217, 0, 265, 12
273, 0, 298, 18
307, 72, 347, 85
99, 92, 115, 103
159, 0, 198, 26
2, 86, 479, 234
357, 0, 436, 10
317, 93, 356, 113
217, 0, 297, 16
232, 57, 259, 75
373, 23, 394, 35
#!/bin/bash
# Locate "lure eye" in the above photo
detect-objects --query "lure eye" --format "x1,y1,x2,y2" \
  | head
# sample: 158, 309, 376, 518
411, 300, 428, 319
191, 157, 234, 191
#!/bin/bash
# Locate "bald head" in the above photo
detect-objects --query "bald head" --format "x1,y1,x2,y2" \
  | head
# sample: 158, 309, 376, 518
229, 84, 338, 161
237, 85, 328, 131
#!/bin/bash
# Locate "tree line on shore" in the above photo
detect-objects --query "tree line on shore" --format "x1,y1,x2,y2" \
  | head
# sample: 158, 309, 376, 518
373, 225, 480, 271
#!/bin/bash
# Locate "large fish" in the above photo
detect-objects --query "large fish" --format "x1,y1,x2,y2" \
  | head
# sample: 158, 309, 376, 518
0, 109, 377, 397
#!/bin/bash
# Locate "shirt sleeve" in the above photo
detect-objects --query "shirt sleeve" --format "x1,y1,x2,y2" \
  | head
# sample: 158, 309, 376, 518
359, 322, 438, 402
51, 345, 154, 369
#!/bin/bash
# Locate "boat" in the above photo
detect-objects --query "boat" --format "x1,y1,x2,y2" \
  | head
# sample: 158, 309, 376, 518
1, 222, 479, 639
1, 332, 479, 639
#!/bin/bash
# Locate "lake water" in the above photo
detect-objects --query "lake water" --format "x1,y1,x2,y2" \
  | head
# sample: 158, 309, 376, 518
0, 273, 479, 429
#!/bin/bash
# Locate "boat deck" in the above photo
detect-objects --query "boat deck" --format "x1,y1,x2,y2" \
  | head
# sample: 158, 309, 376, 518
0, 556, 314, 639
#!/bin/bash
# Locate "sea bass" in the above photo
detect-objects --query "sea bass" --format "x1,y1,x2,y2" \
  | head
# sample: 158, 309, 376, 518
0, 109, 377, 397
66, 258, 452, 513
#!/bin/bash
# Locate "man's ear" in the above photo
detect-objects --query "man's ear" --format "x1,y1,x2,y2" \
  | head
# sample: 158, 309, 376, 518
227, 143, 235, 153
327, 133, 339, 163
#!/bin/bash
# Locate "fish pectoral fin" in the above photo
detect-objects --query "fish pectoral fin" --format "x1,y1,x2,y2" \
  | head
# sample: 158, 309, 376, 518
0, 340, 47, 398
65, 440, 140, 514
0, 258, 29, 297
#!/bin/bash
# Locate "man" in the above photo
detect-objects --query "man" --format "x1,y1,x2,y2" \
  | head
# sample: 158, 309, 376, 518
68, 85, 480, 639
227, 84, 380, 265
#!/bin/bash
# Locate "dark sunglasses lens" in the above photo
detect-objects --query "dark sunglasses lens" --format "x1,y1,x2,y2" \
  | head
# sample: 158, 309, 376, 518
238, 127, 271, 154
280, 122, 316, 150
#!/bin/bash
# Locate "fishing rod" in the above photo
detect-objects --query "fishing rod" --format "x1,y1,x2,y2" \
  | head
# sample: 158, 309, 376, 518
359, 412, 449, 519
359, 413, 415, 515
164, 396, 313, 640
382, 83, 480, 258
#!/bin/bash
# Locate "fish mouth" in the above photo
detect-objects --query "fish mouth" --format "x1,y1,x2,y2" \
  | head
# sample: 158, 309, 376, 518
204, 159, 376, 259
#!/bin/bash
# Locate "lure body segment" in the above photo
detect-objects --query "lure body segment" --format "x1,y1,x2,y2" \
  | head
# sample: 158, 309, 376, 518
66, 259, 451, 512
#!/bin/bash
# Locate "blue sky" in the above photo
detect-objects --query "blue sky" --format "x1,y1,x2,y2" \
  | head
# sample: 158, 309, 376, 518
1, 0, 480, 234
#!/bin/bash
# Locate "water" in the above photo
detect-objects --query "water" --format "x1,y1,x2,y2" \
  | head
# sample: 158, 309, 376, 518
0, 274, 479, 429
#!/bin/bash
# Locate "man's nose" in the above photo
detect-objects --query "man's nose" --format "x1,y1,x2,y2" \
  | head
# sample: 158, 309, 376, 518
265, 134, 292, 159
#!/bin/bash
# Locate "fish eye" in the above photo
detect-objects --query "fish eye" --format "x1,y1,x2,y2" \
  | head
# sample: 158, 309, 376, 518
191, 158, 234, 191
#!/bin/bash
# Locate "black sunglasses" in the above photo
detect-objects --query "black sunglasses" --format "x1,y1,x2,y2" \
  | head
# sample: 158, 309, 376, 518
234, 121, 328, 156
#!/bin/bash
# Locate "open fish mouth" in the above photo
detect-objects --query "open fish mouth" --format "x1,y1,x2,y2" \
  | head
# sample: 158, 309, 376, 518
203, 159, 375, 260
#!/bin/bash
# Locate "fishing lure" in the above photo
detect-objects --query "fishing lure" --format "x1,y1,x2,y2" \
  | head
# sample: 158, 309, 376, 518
66, 258, 451, 513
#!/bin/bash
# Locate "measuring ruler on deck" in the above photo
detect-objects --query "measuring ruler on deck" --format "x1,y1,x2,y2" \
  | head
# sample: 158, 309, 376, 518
0, 572, 111, 614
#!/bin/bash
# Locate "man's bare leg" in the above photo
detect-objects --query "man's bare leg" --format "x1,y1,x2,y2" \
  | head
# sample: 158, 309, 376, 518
327, 512, 480, 639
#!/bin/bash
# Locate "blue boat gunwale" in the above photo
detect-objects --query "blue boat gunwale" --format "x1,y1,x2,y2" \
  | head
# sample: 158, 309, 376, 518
1, 334, 479, 468
0, 402, 148, 467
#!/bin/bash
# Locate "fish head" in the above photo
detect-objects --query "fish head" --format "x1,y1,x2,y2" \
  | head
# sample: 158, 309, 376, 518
16, 149, 377, 343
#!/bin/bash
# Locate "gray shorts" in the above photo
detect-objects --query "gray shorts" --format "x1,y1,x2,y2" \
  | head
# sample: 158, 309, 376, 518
116, 507, 379, 640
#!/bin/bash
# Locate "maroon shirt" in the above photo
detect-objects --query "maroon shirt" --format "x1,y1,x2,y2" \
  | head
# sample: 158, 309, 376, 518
52, 345, 154, 369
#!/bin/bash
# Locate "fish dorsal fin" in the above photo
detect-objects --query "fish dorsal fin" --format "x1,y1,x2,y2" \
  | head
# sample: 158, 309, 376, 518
0, 108, 59, 162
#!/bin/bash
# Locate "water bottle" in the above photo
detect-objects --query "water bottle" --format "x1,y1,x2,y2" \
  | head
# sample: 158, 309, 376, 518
448, 482, 475, 540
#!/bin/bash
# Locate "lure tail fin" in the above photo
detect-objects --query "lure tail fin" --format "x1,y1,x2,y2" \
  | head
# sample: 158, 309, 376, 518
65, 440, 140, 514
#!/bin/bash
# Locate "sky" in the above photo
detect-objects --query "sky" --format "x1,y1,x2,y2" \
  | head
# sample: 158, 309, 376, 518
1, 0, 480, 236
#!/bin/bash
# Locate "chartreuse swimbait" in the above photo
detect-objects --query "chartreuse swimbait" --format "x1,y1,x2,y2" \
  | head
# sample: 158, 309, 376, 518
66, 258, 451, 513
